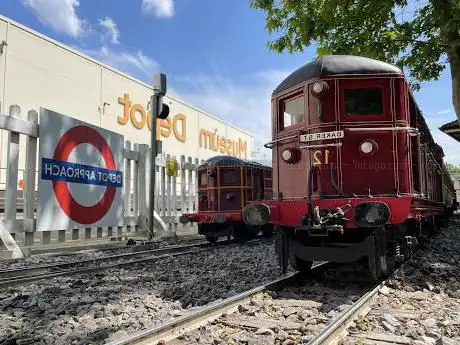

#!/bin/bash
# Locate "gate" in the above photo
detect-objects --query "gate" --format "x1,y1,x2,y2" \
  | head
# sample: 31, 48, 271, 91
0, 105, 200, 257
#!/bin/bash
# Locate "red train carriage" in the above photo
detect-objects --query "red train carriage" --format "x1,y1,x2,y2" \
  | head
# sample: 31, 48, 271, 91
180, 155, 274, 243
242, 55, 456, 280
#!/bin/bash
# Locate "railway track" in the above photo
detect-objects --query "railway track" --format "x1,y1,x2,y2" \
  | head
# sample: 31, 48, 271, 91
104, 262, 387, 345
0, 238, 249, 287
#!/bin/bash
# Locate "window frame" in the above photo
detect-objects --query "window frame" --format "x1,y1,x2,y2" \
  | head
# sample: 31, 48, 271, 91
339, 79, 390, 122
279, 91, 306, 131
343, 87, 384, 116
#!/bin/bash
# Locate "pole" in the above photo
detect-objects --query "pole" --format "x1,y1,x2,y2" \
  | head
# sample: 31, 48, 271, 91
148, 73, 168, 240
148, 91, 159, 240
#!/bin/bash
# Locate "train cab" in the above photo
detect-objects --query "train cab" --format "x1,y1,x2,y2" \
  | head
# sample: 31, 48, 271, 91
243, 55, 455, 280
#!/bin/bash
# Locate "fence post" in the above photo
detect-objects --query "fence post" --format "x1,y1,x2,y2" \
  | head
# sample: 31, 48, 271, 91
166, 154, 172, 233
194, 158, 199, 212
137, 144, 148, 230
42, 231, 51, 245
24, 110, 38, 246
180, 155, 186, 216
187, 157, 193, 213
58, 230, 65, 243
124, 140, 132, 218
145, 146, 151, 216
5, 105, 21, 222
132, 143, 139, 221
160, 159, 166, 227
171, 156, 177, 235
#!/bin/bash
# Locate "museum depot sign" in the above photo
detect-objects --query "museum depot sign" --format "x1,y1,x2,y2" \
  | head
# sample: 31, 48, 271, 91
117, 93, 248, 158
37, 109, 124, 231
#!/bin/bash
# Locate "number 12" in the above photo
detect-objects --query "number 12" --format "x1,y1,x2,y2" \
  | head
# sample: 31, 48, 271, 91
313, 149, 330, 165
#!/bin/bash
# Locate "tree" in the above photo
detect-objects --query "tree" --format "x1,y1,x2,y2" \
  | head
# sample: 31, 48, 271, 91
447, 163, 460, 175
250, 0, 460, 122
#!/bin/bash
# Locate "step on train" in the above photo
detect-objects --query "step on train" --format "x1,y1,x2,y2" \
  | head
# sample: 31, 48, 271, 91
180, 156, 274, 242
242, 55, 457, 280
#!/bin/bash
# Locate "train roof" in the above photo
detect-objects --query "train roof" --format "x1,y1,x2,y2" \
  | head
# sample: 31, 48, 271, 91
274, 55, 403, 95
201, 155, 272, 169
440, 120, 460, 143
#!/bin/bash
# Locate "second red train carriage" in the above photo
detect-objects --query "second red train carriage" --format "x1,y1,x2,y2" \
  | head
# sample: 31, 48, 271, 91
180, 155, 273, 242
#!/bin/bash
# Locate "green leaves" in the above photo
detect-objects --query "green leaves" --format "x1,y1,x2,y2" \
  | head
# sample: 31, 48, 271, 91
250, 0, 459, 89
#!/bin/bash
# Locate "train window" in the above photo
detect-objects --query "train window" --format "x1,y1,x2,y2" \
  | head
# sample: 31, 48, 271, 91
222, 170, 240, 185
344, 88, 383, 115
282, 96, 305, 129
199, 172, 207, 186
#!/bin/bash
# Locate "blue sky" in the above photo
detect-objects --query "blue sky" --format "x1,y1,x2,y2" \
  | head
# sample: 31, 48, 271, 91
1, 0, 459, 164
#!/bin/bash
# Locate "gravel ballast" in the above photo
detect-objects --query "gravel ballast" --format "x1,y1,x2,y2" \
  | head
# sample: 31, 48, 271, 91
339, 218, 460, 345
0, 239, 278, 345
170, 264, 373, 345
169, 219, 460, 345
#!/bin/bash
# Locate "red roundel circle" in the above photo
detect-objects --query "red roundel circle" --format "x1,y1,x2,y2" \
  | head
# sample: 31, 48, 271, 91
52, 126, 117, 224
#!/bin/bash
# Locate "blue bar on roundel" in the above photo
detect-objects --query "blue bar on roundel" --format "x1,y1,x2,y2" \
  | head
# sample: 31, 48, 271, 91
41, 158, 123, 188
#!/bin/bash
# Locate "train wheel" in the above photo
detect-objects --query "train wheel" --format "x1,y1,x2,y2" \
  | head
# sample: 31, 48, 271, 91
248, 226, 260, 239
368, 227, 395, 280
205, 236, 218, 244
368, 231, 382, 282
262, 224, 274, 238
379, 227, 395, 278
289, 255, 313, 274
274, 226, 288, 274
233, 222, 250, 242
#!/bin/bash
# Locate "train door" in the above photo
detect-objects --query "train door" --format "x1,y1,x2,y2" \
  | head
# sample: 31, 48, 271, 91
303, 80, 340, 197
275, 90, 309, 200
338, 79, 397, 196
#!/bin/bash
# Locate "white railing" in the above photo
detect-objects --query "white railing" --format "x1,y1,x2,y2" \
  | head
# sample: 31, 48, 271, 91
0, 105, 199, 251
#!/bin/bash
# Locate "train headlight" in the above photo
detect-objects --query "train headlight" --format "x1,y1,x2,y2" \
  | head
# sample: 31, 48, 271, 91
354, 202, 390, 227
311, 81, 329, 97
281, 148, 299, 163
282, 149, 293, 161
359, 140, 377, 154
242, 204, 270, 226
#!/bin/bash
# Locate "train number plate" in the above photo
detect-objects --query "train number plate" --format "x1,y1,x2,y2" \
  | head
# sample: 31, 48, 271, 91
299, 130, 344, 142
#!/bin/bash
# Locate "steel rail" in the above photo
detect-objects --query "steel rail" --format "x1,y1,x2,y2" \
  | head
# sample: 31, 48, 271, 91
0, 240, 220, 278
307, 265, 405, 345
108, 263, 328, 345
306, 281, 385, 345
0, 248, 208, 288
0, 238, 261, 287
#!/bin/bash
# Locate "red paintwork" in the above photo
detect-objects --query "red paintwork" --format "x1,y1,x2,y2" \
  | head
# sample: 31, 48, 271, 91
182, 161, 272, 225
181, 211, 242, 224
254, 196, 445, 228
254, 73, 456, 230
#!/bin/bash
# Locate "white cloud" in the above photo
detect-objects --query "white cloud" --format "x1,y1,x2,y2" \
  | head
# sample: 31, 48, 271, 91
98, 17, 120, 45
436, 108, 453, 115
171, 69, 290, 161
22, 0, 86, 37
81, 46, 159, 79
142, 0, 174, 18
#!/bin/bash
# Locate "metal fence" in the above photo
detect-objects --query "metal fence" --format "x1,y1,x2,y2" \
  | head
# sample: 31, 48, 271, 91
0, 105, 199, 254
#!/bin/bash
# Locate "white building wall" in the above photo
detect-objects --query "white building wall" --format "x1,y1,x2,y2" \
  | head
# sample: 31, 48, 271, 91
0, 15, 253, 188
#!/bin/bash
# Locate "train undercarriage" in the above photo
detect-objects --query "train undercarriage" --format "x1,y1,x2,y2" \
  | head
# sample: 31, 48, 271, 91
274, 214, 451, 281
243, 197, 455, 281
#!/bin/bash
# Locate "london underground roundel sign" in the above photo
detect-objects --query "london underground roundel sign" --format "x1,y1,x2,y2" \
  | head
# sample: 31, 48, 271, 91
37, 109, 124, 231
